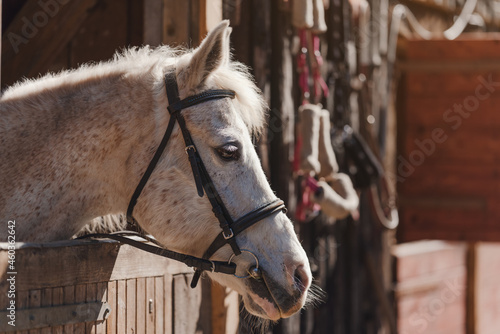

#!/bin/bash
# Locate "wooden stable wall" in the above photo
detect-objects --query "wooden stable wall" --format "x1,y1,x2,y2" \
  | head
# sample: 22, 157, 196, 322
1, 0, 221, 89
397, 34, 500, 242
396, 34, 500, 334
2, 0, 142, 89
0, 240, 239, 334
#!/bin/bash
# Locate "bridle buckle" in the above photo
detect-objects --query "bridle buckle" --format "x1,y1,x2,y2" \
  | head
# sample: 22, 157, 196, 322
185, 145, 196, 155
223, 228, 234, 239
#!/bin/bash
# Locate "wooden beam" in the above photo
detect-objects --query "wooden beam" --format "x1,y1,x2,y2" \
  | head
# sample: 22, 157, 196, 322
1, 0, 98, 87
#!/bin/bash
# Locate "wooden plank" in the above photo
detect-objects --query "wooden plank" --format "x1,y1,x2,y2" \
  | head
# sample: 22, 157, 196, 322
198, 279, 212, 333
136, 278, 146, 334
473, 243, 500, 334
392, 240, 467, 281
404, 72, 500, 97
164, 275, 173, 334
0, 301, 111, 332
39, 288, 52, 334
85, 283, 97, 334
106, 281, 117, 334
395, 240, 468, 334
398, 164, 500, 197
172, 274, 202, 334
72, 285, 86, 334
1, 0, 98, 87
162, 0, 190, 46
17, 290, 29, 334
211, 284, 239, 334
0, 242, 190, 291
395, 266, 466, 297
401, 129, 500, 165
269, 0, 295, 205
95, 282, 107, 334
125, 279, 136, 334
146, 277, 155, 334
116, 280, 126, 334
211, 283, 226, 334
466, 243, 477, 334
69, 0, 128, 67
400, 228, 500, 243
200, 0, 222, 37
404, 35, 500, 62
62, 286, 75, 334
188, 0, 201, 46
52, 287, 63, 334
127, 0, 144, 46
143, 0, 163, 46
398, 296, 466, 334
154, 277, 164, 334
402, 96, 500, 131
28, 290, 41, 334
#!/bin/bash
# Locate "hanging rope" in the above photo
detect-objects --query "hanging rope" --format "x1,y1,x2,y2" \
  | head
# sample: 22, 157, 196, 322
390, 0, 478, 42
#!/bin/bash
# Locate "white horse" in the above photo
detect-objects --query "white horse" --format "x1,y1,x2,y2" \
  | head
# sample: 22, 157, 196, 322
0, 21, 314, 322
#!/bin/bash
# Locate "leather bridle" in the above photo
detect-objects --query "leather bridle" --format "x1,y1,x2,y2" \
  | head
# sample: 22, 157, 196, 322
85, 70, 286, 288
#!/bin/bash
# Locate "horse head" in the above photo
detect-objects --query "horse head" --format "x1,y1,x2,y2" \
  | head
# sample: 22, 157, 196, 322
132, 21, 313, 320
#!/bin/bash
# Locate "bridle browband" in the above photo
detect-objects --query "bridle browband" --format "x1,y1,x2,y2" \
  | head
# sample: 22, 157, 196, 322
84, 70, 286, 288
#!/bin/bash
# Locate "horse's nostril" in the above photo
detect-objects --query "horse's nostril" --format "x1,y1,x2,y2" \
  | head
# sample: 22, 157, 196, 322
293, 265, 310, 293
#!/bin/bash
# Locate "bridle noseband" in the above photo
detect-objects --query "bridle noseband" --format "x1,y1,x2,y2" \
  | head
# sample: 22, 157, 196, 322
121, 71, 286, 288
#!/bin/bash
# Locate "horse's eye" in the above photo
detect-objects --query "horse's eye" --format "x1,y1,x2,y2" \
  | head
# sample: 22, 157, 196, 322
216, 144, 240, 161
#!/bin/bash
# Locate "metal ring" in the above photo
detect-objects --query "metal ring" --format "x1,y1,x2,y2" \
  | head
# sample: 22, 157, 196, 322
209, 260, 215, 273
227, 249, 259, 279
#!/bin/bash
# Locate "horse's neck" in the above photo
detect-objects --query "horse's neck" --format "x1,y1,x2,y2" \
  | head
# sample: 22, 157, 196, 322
1, 69, 168, 240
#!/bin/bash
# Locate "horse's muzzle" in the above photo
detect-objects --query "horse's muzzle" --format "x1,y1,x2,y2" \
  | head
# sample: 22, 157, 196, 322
245, 262, 311, 319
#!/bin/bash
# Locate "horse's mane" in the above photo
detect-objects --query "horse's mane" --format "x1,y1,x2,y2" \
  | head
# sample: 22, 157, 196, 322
2, 45, 267, 135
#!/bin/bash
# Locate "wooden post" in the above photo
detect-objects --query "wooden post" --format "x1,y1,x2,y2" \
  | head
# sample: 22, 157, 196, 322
466, 242, 477, 334
162, 0, 221, 48
269, 1, 299, 332
269, 0, 294, 207
143, 0, 164, 46
199, 0, 222, 38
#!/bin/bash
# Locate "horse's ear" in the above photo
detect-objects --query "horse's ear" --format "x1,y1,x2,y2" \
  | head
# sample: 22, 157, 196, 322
180, 20, 231, 90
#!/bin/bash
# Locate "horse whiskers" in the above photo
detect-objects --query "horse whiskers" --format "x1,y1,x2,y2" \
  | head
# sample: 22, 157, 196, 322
304, 283, 327, 308
239, 304, 274, 334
